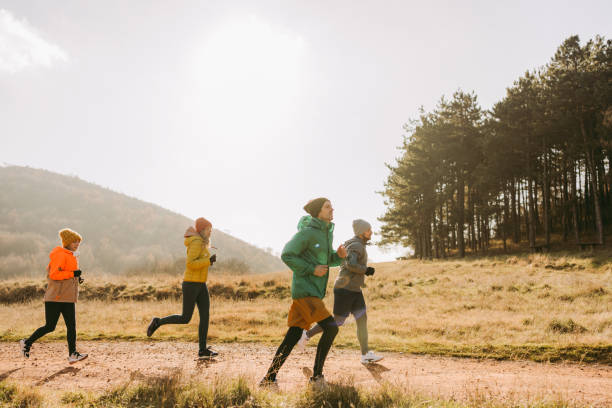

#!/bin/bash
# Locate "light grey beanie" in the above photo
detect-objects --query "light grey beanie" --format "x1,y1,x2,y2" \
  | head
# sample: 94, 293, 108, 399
352, 219, 371, 236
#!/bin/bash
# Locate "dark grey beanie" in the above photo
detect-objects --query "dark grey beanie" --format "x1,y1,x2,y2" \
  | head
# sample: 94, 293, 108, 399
352, 219, 371, 236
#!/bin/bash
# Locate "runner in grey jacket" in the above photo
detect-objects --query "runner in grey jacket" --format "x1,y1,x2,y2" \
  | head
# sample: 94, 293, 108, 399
299, 219, 383, 364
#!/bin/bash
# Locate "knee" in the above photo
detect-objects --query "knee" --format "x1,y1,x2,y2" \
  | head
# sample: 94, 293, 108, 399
353, 307, 367, 320
323, 323, 339, 338
356, 312, 367, 324
44, 323, 57, 332
334, 315, 347, 327
178, 315, 192, 324
288, 326, 303, 340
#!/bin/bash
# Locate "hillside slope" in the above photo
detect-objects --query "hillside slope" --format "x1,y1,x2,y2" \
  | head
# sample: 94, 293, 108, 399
0, 166, 285, 277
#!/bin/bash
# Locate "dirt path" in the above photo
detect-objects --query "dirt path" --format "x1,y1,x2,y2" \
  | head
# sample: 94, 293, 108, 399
1, 341, 611, 406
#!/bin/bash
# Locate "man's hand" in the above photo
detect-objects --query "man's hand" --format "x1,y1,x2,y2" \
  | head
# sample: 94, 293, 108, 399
210, 254, 217, 266
336, 244, 347, 258
365, 267, 375, 276
313, 265, 329, 277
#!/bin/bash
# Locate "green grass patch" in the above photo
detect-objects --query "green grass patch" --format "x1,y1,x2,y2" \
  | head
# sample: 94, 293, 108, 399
384, 342, 612, 365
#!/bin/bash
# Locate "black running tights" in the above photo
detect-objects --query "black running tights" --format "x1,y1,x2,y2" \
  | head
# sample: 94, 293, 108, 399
159, 281, 210, 352
264, 316, 338, 381
26, 301, 76, 355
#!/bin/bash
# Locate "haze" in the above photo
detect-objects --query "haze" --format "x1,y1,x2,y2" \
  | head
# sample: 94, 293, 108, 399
1, 0, 610, 260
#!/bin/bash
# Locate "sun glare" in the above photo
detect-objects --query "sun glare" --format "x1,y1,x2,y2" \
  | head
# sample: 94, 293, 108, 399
191, 15, 307, 142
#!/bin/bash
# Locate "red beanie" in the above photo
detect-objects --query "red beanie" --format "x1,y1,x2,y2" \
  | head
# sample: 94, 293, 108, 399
195, 217, 212, 233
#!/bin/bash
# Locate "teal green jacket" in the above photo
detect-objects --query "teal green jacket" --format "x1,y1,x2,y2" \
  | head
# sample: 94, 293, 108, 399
281, 216, 343, 299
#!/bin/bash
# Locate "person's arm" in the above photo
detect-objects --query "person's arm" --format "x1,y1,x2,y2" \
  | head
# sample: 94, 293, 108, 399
48, 252, 76, 280
328, 243, 347, 267
186, 241, 211, 269
344, 244, 367, 274
329, 250, 344, 267
281, 231, 315, 277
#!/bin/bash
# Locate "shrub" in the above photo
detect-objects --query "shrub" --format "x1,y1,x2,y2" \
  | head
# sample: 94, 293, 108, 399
548, 319, 587, 334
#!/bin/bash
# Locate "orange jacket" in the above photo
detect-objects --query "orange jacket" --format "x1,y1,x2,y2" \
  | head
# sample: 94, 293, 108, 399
48, 246, 78, 280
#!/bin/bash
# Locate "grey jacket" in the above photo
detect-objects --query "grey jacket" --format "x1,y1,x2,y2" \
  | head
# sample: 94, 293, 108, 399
334, 236, 368, 292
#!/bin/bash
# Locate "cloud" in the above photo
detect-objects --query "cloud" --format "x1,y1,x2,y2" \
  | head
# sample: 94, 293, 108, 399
0, 9, 68, 73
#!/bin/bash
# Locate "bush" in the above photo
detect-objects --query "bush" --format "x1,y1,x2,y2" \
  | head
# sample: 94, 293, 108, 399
548, 319, 587, 334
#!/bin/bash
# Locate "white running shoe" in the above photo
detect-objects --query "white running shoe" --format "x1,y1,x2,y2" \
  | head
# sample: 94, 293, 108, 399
68, 352, 88, 364
296, 330, 309, 350
19, 339, 30, 358
361, 350, 383, 364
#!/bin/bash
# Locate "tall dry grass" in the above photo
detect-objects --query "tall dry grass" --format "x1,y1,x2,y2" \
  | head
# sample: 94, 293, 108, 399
0, 370, 591, 408
1, 253, 611, 362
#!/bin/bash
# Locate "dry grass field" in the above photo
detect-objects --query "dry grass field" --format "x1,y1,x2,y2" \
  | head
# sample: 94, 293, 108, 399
1, 252, 611, 364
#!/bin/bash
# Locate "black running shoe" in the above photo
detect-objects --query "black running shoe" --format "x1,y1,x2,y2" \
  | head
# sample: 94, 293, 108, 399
147, 317, 160, 337
19, 339, 30, 358
198, 346, 218, 359
309, 374, 328, 391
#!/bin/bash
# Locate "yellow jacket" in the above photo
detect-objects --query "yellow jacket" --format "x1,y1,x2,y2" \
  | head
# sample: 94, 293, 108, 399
183, 227, 211, 283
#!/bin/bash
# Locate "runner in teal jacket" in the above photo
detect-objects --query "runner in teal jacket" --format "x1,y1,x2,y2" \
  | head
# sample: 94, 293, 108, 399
262, 197, 346, 388
282, 215, 344, 300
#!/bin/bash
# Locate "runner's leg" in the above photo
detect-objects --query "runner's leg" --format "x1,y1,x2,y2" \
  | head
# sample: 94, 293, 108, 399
25, 302, 62, 346
60, 302, 77, 355
312, 316, 339, 377
263, 326, 303, 381
159, 281, 198, 325
195, 283, 210, 352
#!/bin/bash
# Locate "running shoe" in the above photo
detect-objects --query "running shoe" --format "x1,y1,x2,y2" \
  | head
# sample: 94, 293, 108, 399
198, 346, 218, 360
19, 339, 30, 358
361, 350, 383, 364
68, 352, 88, 364
147, 317, 160, 337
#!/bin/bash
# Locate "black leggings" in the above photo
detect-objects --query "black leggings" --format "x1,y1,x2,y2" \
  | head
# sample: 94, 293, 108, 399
159, 281, 210, 352
26, 302, 76, 355
264, 316, 338, 381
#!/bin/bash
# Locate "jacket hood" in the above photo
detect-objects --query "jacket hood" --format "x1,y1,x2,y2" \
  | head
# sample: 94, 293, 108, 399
50, 246, 73, 256
184, 226, 200, 238
297, 215, 334, 232
184, 227, 204, 247
344, 236, 366, 247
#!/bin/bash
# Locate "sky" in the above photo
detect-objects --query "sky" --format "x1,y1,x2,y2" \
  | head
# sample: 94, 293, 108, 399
1, 0, 610, 261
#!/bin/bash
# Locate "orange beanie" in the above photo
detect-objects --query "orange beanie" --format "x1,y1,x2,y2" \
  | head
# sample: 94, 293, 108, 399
59, 228, 82, 247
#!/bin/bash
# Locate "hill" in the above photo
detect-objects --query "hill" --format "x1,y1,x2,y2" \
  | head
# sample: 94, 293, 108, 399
0, 166, 285, 278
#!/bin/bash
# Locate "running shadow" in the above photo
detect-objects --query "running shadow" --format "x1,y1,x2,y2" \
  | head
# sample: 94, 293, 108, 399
0, 368, 21, 381
364, 363, 390, 383
35, 366, 80, 386
195, 358, 218, 369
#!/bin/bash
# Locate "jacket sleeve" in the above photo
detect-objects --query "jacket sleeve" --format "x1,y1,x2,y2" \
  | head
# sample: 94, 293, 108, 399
329, 250, 344, 267
281, 231, 315, 277
48, 252, 75, 280
343, 243, 367, 274
186, 241, 211, 269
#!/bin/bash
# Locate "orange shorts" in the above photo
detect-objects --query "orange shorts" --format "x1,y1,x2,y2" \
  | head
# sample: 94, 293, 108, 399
287, 297, 331, 330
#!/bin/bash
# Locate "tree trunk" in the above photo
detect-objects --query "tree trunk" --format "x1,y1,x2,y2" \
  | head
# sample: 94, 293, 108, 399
457, 172, 465, 257
527, 157, 536, 249
543, 144, 551, 247
511, 179, 520, 243
562, 161, 569, 242
571, 163, 580, 244
503, 187, 510, 252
